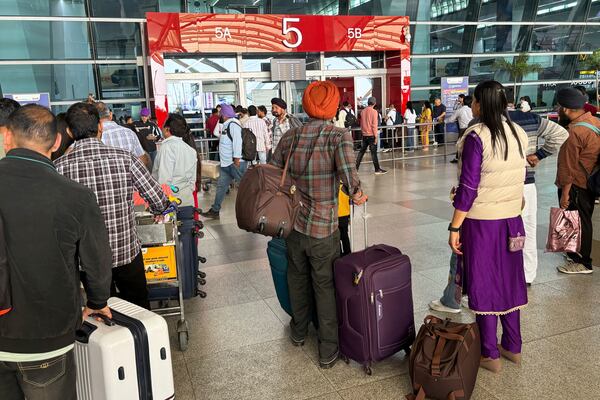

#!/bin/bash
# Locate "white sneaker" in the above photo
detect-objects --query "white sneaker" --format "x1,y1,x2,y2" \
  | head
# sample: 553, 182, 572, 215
429, 299, 461, 314
557, 262, 593, 275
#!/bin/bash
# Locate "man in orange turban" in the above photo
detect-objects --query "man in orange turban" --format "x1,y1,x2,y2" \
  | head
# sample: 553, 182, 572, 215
270, 81, 367, 369
302, 80, 340, 120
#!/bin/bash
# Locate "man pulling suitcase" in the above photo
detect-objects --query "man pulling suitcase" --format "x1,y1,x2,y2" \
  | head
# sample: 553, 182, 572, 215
271, 81, 367, 369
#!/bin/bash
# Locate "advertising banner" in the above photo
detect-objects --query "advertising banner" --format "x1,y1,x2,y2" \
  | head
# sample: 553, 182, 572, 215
441, 77, 469, 133
142, 245, 177, 282
4, 93, 51, 109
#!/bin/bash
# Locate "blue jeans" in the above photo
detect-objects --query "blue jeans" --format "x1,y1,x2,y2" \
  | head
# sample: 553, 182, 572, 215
440, 252, 461, 309
404, 127, 415, 149
211, 162, 247, 212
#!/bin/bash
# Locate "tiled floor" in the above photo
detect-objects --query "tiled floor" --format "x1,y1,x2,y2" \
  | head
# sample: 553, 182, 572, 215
168, 154, 600, 400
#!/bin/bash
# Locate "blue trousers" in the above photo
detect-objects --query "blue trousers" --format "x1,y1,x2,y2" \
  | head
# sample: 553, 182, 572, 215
440, 252, 461, 309
211, 162, 247, 212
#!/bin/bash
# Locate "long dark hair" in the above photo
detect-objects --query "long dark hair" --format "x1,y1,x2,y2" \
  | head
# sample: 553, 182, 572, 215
473, 80, 523, 161
423, 101, 432, 110
164, 113, 197, 151
406, 101, 414, 113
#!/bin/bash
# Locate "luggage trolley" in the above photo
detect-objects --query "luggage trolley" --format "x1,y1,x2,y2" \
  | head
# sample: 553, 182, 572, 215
135, 209, 190, 351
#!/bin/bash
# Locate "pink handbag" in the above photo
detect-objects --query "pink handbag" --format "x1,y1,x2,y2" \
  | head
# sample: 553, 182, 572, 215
545, 207, 581, 253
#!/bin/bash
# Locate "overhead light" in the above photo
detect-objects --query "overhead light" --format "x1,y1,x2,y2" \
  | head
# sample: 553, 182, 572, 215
253, 0, 260, 4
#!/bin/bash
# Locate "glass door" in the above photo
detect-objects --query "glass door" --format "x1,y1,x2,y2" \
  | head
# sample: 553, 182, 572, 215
166, 80, 204, 135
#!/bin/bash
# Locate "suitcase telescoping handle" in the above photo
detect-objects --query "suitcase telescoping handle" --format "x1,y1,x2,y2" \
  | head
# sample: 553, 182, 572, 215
350, 202, 368, 251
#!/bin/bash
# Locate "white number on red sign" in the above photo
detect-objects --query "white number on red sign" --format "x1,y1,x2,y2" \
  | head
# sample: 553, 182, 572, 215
347, 28, 363, 39
215, 27, 232, 39
282, 18, 302, 48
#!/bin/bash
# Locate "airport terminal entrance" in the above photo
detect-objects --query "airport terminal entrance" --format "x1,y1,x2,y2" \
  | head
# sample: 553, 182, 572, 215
163, 52, 387, 131
148, 13, 411, 129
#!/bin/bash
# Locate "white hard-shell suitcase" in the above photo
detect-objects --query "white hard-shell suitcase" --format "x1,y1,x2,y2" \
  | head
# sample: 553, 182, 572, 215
74, 297, 175, 400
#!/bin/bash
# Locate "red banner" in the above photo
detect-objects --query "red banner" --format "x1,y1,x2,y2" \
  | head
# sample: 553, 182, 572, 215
147, 13, 411, 126
147, 13, 410, 55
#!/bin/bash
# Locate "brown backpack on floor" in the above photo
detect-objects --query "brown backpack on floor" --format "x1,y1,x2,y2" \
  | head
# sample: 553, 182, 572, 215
406, 315, 481, 400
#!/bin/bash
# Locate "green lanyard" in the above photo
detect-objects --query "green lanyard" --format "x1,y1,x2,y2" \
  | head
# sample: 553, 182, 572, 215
5, 155, 56, 173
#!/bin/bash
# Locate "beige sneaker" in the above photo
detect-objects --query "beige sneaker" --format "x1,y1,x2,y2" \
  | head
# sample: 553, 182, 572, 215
557, 262, 593, 275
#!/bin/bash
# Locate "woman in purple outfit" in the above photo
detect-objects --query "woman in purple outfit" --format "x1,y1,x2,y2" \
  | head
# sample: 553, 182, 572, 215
448, 80, 528, 373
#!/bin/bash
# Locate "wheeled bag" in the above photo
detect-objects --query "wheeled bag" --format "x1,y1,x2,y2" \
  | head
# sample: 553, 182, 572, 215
334, 203, 415, 375
267, 237, 292, 315
406, 316, 481, 400
74, 297, 175, 400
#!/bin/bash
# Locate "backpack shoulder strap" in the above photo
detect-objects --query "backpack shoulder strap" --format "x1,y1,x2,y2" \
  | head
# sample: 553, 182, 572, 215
225, 120, 242, 141
574, 122, 600, 135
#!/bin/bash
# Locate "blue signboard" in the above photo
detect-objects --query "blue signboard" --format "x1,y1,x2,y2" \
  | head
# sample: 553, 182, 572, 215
441, 77, 469, 133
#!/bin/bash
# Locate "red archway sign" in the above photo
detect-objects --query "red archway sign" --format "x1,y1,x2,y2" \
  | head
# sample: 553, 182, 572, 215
146, 12, 411, 126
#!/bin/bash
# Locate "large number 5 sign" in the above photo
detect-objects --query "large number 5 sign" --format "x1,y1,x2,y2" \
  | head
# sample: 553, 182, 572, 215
282, 17, 303, 49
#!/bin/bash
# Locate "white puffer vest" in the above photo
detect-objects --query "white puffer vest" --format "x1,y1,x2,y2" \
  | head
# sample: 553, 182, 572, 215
457, 121, 528, 220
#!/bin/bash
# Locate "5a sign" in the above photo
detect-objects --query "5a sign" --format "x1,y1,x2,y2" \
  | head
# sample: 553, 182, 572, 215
282, 17, 302, 48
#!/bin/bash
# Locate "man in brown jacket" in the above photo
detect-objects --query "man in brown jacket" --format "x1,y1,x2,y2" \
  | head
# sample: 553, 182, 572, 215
356, 97, 387, 175
555, 87, 600, 274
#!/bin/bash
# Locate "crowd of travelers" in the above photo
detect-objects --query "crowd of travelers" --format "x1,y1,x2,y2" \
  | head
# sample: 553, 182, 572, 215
1, 78, 599, 397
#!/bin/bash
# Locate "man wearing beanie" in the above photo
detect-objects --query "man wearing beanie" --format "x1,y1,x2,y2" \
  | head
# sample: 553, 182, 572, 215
201, 103, 246, 219
271, 97, 302, 151
271, 81, 367, 369
555, 87, 600, 274
356, 96, 387, 175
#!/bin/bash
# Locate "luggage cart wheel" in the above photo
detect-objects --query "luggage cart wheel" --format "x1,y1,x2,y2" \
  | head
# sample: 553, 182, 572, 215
404, 346, 411, 356
202, 183, 210, 192
198, 269, 207, 278
195, 231, 205, 239
198, 278, 207, 286
364, 365, 372, 376
258, 222, 265, 233
277, 227, 285, 238
178, 331, 189, 352
197, 290, 207, 298
198, 256, 207, 264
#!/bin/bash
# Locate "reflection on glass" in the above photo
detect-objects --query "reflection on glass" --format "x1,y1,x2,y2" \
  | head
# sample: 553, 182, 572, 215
245, 81, 281, 107
0, 64, 94, 101
355, 77, 382, 110
0, 21, 91, 60
242, 53, 320, 72
98, 64, 143, 99
94, 23, 142, 59
0, 0, 86, 16
290, 81, 312, 117
324, 52, 384, 70
412, 25, 465, 55
167, 81, 203, 114
164, 56, 238, 74
530, 25, 584, 52
203, 80, 239, 108
90, 0, 160, 18
272, 0, 338, 15
469, 56, 513, 84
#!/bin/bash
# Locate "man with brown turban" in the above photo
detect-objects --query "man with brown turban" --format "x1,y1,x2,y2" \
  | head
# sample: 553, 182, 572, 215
271, 81, 367, 369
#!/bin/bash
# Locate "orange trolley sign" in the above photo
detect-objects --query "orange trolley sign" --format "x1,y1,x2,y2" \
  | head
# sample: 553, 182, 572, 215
147, 12, 411, 125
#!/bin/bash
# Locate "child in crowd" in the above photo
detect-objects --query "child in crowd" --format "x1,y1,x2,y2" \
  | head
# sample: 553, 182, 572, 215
338, 183, 351, 256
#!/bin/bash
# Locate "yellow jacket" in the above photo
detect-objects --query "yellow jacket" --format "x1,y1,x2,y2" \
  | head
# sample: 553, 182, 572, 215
338, 184, 350, 217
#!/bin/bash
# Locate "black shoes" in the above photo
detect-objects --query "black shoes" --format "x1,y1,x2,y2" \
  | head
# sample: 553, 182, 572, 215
289, 332, 305, 347
450, 159, 458, 164
319, 350, 339, 369
200, 208, 220, 219
374, 169, 388, 175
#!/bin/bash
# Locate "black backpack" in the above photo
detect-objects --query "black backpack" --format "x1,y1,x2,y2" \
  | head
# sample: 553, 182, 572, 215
226, 121, 257, 162
575, 122, 600, 196
394, 110, 403, 125
345, 110, 358, 128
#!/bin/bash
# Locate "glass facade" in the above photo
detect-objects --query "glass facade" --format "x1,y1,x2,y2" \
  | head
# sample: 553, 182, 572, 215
0, 0, 598, 114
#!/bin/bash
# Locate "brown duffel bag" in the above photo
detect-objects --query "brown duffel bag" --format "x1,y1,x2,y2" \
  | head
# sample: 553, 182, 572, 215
235, 133, 302, 239
406, 315, 481, 400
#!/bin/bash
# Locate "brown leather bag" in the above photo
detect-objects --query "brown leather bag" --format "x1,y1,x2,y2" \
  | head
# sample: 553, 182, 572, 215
235, 132, 302, 239
406, 315, 481, 400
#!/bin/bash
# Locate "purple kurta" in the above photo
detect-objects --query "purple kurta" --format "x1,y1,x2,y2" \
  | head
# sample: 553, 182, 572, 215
453, 133, 528, 315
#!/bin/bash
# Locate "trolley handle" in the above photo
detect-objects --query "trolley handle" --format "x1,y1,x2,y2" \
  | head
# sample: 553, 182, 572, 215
89, 313, 115, 326
350, 201, 368, 251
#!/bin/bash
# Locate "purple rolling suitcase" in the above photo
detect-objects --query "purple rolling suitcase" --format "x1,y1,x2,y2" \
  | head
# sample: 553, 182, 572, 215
334, 203, 415, 375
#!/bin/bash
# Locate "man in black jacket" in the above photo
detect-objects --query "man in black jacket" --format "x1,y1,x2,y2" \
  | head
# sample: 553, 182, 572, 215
0, 105, 112, 400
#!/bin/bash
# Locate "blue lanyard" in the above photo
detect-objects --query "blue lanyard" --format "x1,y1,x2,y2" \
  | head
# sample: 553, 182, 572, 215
5, 155, 56, 172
